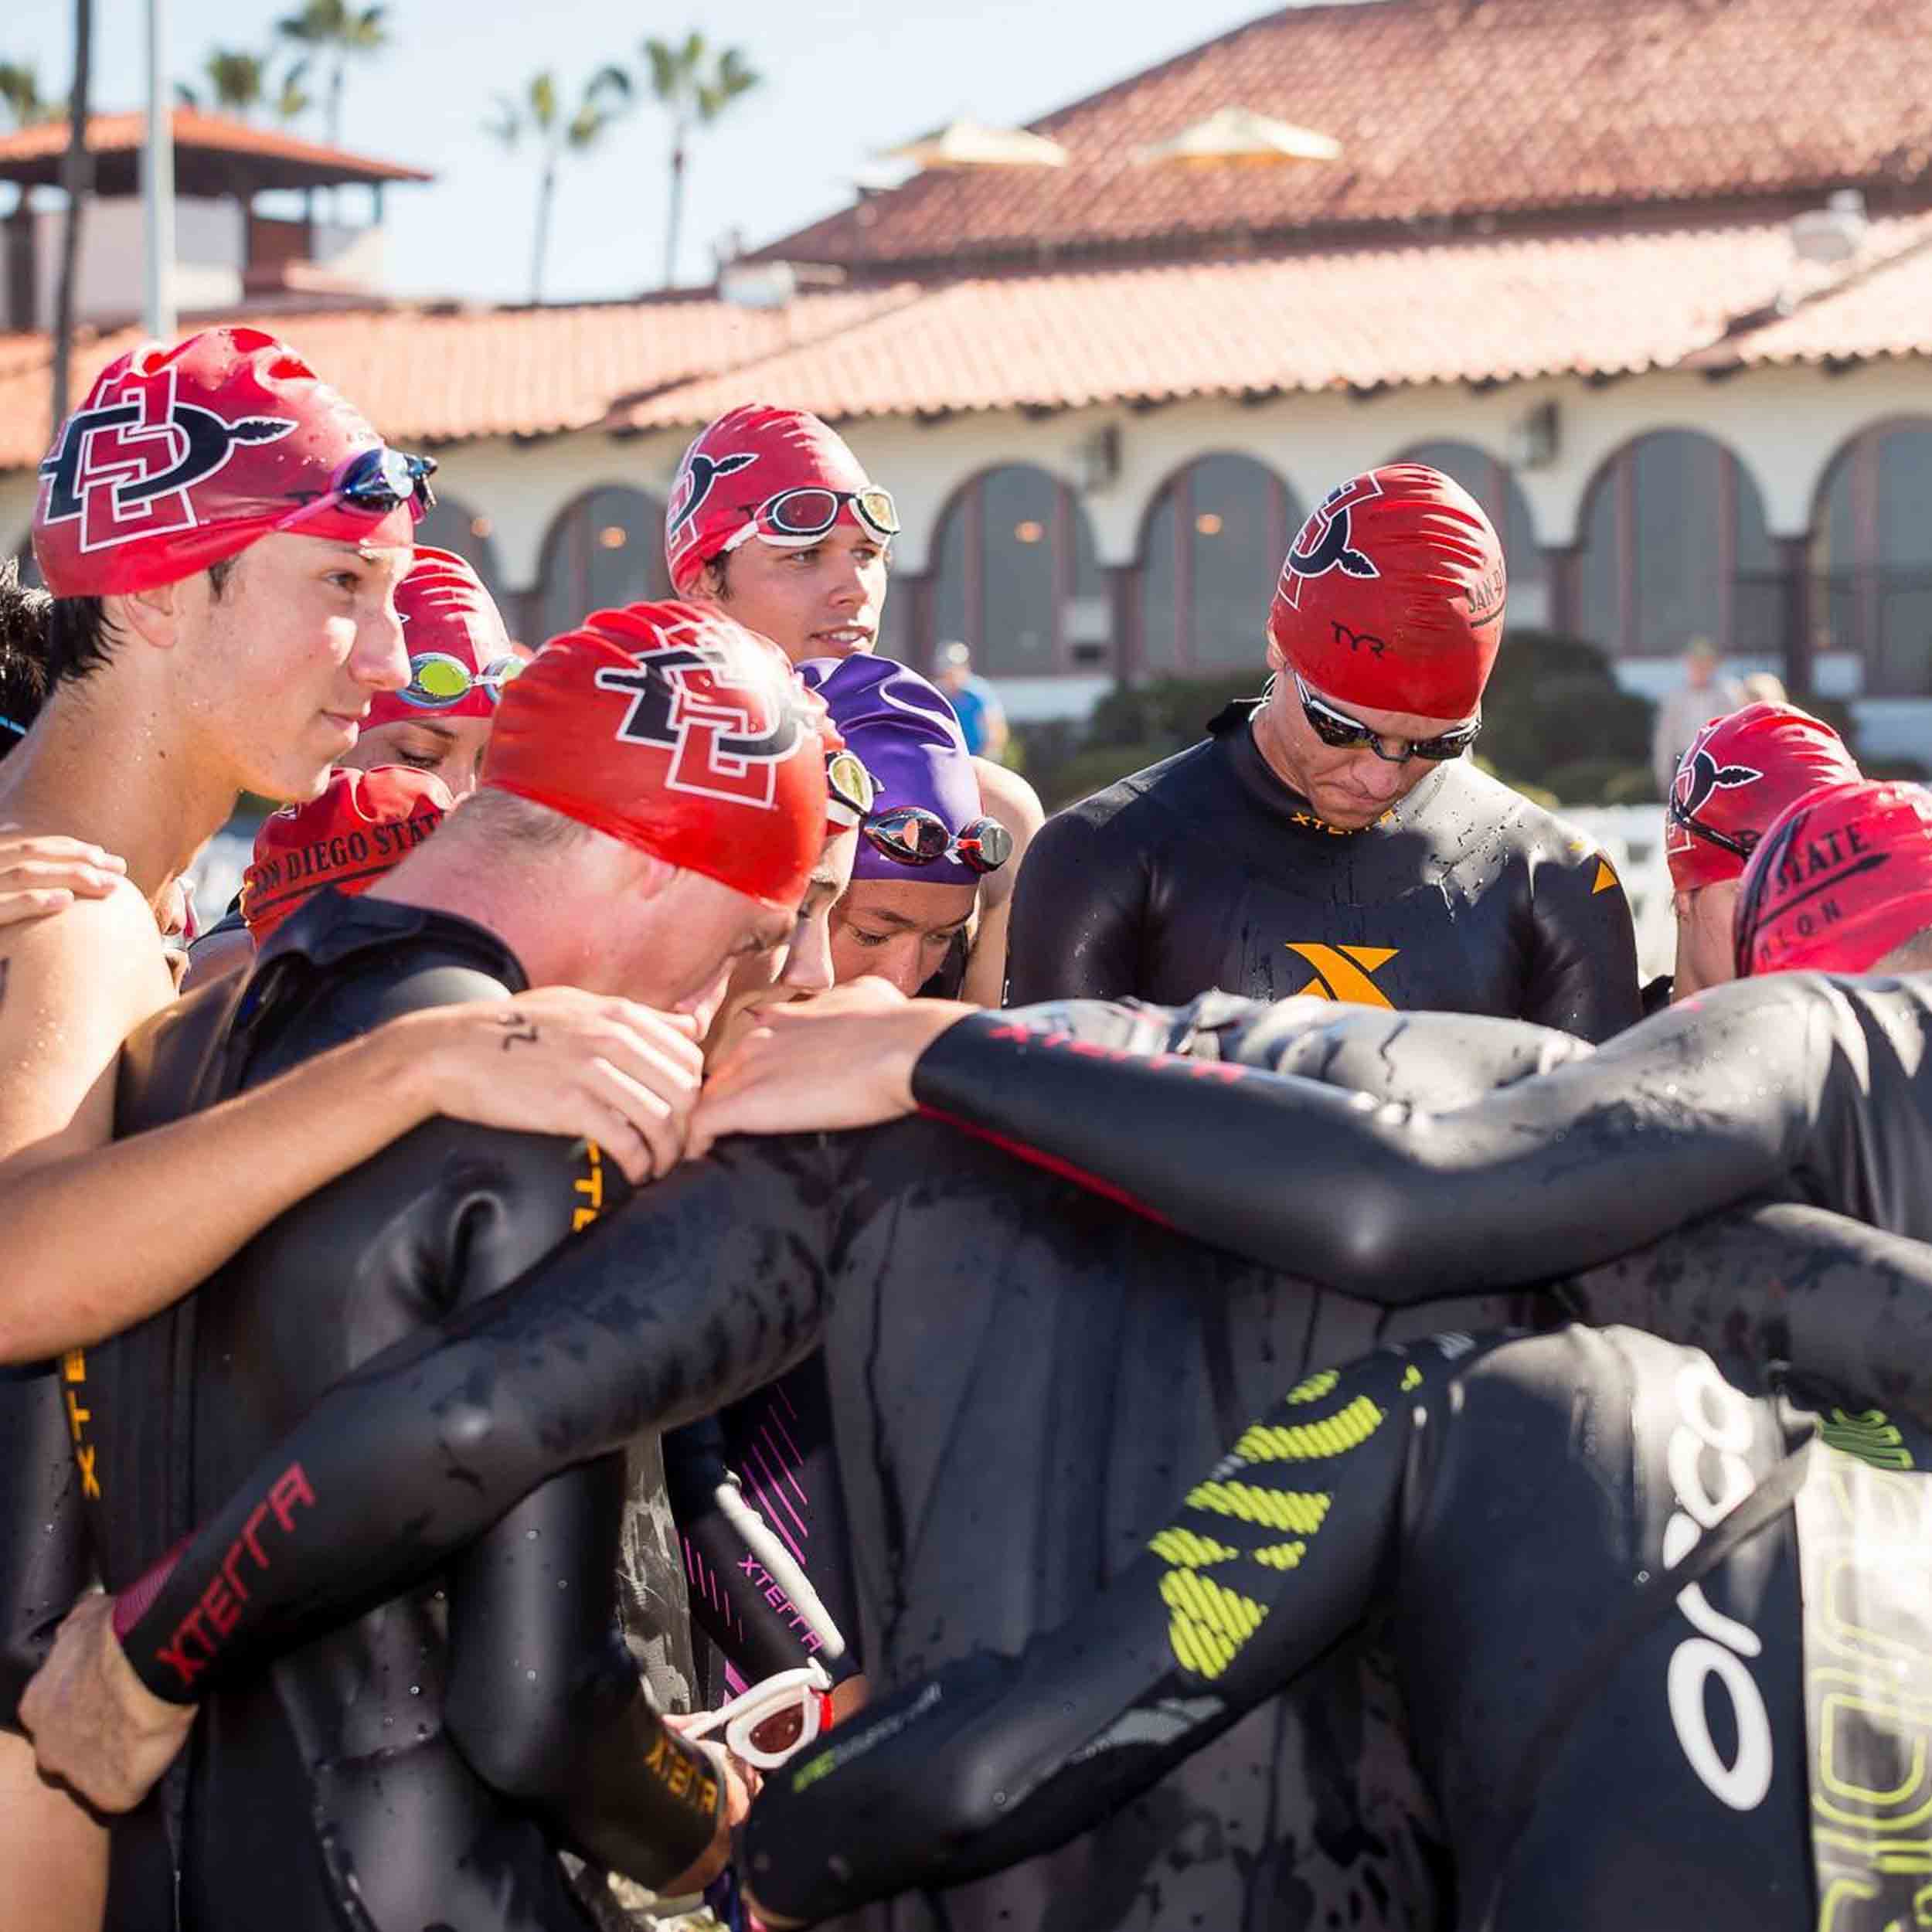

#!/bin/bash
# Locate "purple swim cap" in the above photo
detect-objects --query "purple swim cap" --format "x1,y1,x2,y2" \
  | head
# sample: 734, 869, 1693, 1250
799, 655, 983, 885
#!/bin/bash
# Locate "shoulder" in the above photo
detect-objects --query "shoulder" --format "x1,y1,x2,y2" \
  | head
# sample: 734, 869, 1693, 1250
1051, 739, 1221, 838
971, 759, 1044, 842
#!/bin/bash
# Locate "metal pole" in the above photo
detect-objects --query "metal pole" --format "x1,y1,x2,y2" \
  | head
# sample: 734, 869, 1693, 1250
142, 0, 174, 336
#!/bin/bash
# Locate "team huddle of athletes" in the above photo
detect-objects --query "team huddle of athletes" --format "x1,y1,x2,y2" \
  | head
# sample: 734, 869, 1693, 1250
2, 324, 1930, 1932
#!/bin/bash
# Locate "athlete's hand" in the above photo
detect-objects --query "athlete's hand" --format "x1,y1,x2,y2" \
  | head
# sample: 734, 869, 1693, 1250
19, 1594, 196, 1813
401, 988, 706, 1185
0, 832, 126, 929
690, 981, 974, 1155
656, 1734, 755, 1896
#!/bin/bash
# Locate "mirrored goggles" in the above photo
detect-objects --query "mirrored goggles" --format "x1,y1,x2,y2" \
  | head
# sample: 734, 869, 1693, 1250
726, 485, 900, 553
1292, 668, 1481, 765
683, 1663, 835, 1770
864, 804, 1012, 875
332, 445, 438, 521
395, 650, 527, 711
825, 747, 882, 829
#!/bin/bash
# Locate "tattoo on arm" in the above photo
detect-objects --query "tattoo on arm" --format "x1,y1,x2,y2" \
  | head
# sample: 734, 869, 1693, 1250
497, 1011, 539, 1051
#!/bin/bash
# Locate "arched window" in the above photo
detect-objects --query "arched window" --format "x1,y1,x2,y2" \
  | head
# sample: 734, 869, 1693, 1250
1139, 454, 1298, 672
1812, 420, 1932, 696
536, 486, 668, 643
416, 494, 506, 607
930, 465, 1107, 679
1576, 431, 1774, 658
1396, 440, 1547, 630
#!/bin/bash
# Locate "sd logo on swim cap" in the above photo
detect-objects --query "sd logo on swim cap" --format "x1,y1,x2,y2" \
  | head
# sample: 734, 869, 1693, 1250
482, 600, 830, 909
1267, 464, 1505, 722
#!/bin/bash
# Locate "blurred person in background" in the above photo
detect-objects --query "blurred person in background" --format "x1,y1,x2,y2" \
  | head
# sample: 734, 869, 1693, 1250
1007, 464, 1640, 1039
1740, 670, 1787, 706
1665, 702, 1859, 1002
934, 639, 1009, 762
1651, 636, 1744, 798
666, 404, 1043, 998
0, 333, 709, 1932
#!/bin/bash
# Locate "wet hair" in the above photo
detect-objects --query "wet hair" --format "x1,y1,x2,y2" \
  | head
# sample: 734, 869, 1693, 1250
0, 557, 51, 756
45, 553, 240, 689
457, 785, 592, 853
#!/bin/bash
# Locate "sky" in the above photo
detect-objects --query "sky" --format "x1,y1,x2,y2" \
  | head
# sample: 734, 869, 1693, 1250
4, 0, 1305, 305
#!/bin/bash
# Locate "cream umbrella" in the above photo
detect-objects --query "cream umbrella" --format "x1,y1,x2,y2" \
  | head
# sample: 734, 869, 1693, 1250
1134, 106, 1341, 167
879, 117, 1070, 170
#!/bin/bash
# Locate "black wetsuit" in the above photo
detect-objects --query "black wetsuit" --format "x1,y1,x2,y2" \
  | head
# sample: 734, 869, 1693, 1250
87, 893, 719, 1932
1006, 702, 1641, 1040
909, 972, 1932, 1302
743, 1325, 1932, 1930
100, 992, 1932, 1932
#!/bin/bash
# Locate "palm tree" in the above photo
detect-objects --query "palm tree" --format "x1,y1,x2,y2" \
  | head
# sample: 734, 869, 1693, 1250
640, 32, 758, 288
176, 49, 268, 117
0, 60, 58, 128
51, 0, 93, 439
485, 66, 631, 307
274, 0, 387, 147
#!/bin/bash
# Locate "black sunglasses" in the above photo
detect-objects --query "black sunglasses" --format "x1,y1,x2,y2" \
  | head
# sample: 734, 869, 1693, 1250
1292, 669, 1481, 764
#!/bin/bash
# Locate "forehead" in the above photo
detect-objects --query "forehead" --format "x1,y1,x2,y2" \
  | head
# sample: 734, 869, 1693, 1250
250, 531, 414, 581
840, 877, 978, 930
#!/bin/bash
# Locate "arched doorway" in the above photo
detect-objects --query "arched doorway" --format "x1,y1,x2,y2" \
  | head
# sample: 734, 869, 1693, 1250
535, 486, 670, 644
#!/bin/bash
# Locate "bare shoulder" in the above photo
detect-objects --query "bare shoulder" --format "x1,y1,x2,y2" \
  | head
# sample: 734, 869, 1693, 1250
0, 879, 175, 1158
971, 760, 1046, 843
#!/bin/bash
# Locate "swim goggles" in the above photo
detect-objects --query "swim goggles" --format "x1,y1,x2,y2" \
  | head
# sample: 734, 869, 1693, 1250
1292, 667, 1481, 764
683, 1663, 835, 1770
864, 804, 1012, 874
725, 486, 900, 553
283, 446, 439, 533
394, 651, 527, 710
825, 747, 882, 829
1667, 794, 1757, 865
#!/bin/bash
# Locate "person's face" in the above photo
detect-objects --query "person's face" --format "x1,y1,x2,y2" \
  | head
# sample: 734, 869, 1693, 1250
702, 522, 889, 664
1259, 643, 1473, 831
1672, 878, 1741, 1001
177, 532, 412, 803
610, 865, 803, 1029
702, 828, 860, 1067
343, 713, 493, 798
830, 876, 979, 995
1687, 653, 1715, 690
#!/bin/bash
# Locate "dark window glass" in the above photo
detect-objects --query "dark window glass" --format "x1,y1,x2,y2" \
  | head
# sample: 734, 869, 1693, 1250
1139, 491, 1180, 672
416, 495, 507, 607
536, 487, 667, 643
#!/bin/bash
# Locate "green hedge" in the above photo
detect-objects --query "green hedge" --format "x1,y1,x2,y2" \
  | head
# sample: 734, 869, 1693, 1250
1012, 632, 1669, 812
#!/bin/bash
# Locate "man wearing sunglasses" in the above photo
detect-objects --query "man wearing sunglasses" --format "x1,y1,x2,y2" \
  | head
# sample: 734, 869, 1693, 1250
1664, 702, 1859, 1002
667, 405, 1043, 1003
1008, 464, 1640, 1042
0, 330, 706, 1932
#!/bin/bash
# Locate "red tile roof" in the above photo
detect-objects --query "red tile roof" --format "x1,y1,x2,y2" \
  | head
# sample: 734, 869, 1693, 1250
622, 215, 1932, 427
4, 216, 1930, 471
753, 0, 1932, 271
0, 110, 433, 186
0, 288, 920, 469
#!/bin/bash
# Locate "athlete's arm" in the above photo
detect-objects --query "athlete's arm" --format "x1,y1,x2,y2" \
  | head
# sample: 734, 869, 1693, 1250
960, 760, 1045, 1007
0, 889, 706, 1361
98, 1133, 842, 1716
906, 978, 1831, 1299
1519, 834, 1642, 1042
740, 1344, 1432, 1925
444, 1455, 730, 1892
1002, 806, 1147, 1005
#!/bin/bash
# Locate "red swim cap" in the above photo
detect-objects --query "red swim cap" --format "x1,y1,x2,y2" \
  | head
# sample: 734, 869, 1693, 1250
1267, 464, 1505, 720
665, 404, 879, 594
243, 764, 453, 944
1734, 780, 1932, 978
1666, 703, 1860, 893
32, 327, 430, 600
366, 546, 522, 731
482, 600, 828, 909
